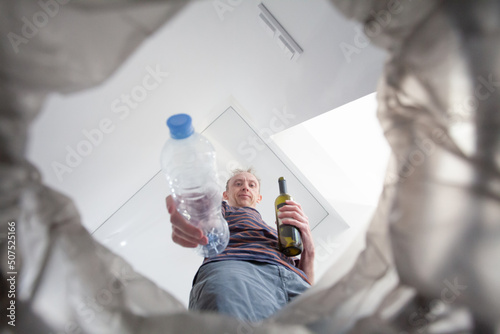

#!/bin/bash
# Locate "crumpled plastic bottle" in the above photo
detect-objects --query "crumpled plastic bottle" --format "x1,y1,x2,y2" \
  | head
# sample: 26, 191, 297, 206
161, 113, 229, 257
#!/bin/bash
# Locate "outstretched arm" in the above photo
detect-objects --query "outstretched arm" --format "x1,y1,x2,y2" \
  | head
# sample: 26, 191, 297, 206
166, 195, 208, 247
278, 200, 315, 284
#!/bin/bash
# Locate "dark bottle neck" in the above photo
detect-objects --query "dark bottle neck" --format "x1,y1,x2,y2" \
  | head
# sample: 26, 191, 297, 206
278, 178, 287, 194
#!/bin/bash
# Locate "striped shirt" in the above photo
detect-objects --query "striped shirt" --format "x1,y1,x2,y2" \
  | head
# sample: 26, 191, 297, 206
202, 201, 310, 284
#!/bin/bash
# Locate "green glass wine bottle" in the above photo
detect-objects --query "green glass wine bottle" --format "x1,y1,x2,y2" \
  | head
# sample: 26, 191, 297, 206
275, 176, 303, 256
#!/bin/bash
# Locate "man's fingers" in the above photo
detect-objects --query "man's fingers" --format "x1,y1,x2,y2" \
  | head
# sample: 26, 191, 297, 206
279, 211, 303, 222
172, 227, 206, 248
279, 200, 315, 255
279, 209, 308, 224
166, 195, 208, 246
170, 209, 205, 239
279, 201, 308, 221
278, 200, 312, 237
284, 199, 303, 210
172, 226, 208, 246
166, 195, 176, 214
167, 195, 202, 237
172, 235, 198, 248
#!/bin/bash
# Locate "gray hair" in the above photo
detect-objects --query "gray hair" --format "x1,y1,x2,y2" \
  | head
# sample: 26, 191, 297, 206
225, 168, 261, 192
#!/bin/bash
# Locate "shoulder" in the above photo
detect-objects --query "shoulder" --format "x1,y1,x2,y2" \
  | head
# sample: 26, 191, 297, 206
222, 200, 228, 216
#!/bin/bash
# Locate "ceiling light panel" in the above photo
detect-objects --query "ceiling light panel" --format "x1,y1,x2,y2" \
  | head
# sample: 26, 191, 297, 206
258, 3, 303, 61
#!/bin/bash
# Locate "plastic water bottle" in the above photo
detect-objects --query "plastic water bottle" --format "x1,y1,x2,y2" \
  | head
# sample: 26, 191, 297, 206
161, 113, 229, 257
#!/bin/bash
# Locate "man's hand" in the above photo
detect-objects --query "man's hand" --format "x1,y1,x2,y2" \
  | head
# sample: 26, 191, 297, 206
166, 195, 208, 248
278, 199, 315, 283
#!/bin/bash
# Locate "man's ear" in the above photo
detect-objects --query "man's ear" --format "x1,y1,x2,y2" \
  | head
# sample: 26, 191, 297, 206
223, 191, 228, 200
256, 194, 262, 203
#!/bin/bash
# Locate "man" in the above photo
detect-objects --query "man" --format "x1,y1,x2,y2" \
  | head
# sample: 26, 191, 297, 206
166, 168, 315, 322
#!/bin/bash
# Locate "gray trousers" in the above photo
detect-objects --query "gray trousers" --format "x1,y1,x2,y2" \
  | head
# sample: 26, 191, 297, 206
189, 260, 310, 322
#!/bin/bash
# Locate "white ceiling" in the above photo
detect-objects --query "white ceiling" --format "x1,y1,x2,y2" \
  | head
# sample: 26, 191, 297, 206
202, 106, 335, 230
27, 0, 388, 306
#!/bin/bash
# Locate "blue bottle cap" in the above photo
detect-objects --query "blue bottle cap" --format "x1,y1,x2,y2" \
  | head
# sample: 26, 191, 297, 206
166, 114, 194, 139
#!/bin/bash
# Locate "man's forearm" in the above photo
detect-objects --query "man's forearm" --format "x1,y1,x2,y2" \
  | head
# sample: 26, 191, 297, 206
298, 249, 315, 284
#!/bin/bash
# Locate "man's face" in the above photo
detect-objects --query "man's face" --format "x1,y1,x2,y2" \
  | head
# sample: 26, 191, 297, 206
223, 172, 262, 208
